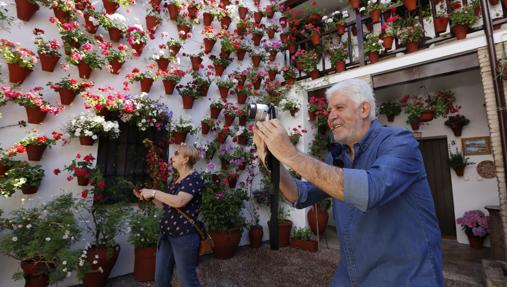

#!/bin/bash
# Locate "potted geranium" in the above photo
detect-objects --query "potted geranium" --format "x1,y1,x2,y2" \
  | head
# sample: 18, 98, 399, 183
17, 130, 63, 161
61, 153, 99, 186
191, 69, 213, 97
126, 66, 158, 93
48, 76, 94, 105
448, 148, 473, 176
176, 15, 195, 39
99, 42, 131, 74
210, 55, 231, 76
5, 88, 63, 124
396, 17, 425, 53
379, 100, 402, 122
327, 41, 348, 73
235, 127, 252, 146
279, 97, 301, 117
290, 227, 318, 252
250, 24, 265, 46
126, 25, 148, 56
167, 37, 183, 56
445, 114, 470, 137
0, 194, 81, 286
215, 6, 234, 30
33, 29, 62, 72
295, 49, 321, 79
176, 82, 201, 109
263, 41, 283, 62
363, 33, 383, 63
171, 117, 195, 144
51, 19, 91, 54
145, 6, 162, 33
366, 0, 386, 23
15, 0, 40, 21
159, 66, 185, 95
209, 99, 224, 119
308, 96, 327, 122
201, 117, 215, 135
449, 4, 478, 40
380, 14, 399, 50
250, 47, 266, 68
282, 66, 298, 86
166, 0, 183, 20
433, 3, 449, 33
288, 125, 307, 145
456, 210, 489, 249
216, 76, 237, 101
323, 10, 348, 35
201, 25, 218, 53
128, 203, 160, 282
67, 43, 105, 79
81, 89, 126, 117
0, 39, 37, 84
97, 13, 127, 42
0, 161, 45, 195
43, 0, 77, 23
66, 112, 120, 146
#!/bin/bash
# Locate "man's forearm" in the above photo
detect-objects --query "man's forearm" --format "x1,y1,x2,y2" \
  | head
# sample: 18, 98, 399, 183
278, 164, 298, 203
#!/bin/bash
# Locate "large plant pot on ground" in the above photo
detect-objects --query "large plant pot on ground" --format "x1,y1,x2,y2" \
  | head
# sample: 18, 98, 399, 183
249, 225, 263, 248
20, 259, 53, 287
134, 247, 156, 282
466, 233, 486, 249
268, 220, 292, 247
209, 228, 242, 259
83, 245, 120, 287
290, 240, 318, 252
307, 207, 329, 236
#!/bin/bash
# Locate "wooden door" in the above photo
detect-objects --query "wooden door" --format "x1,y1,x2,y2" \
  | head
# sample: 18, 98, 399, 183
418, 137, 457, 238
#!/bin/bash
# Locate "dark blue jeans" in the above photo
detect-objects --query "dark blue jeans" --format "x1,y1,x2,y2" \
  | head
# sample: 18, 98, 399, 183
155, 232, 201, 287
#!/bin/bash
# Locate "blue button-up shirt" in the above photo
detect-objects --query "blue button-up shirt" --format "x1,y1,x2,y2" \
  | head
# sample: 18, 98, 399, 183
294, 120, 443, 286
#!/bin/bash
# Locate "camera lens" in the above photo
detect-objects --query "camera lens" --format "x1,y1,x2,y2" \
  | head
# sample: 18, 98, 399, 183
247, 104, 257, 120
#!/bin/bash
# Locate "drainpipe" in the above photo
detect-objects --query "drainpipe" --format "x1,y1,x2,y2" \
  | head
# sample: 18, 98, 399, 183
480, 0, 507, 260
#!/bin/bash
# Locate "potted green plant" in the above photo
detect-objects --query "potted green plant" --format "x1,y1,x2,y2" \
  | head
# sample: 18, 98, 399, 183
327, 41, 348, 73
0, 194, 81, 287
307, 198, 331, 236
456, 210, 489, 249
396, 17, 425, 53
449, 4, 478, 40
448, 148, 473, 176
128, 203, 160, 282
60, 153, 100, 187
363, 33, 383, 63
0, 161, 44, 196
171, 117, 195, 144
379, 100, 402, 122
322, 10, 347, 35
445, 114, 470, 137
67, 43, 105, 79
290, 227, 318, 252
66, 112, 120, 145
366, 0, 386, 23
0, 39, 37, 83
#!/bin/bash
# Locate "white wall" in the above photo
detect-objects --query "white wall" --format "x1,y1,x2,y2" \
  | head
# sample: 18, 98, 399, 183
375, 69, 500, 245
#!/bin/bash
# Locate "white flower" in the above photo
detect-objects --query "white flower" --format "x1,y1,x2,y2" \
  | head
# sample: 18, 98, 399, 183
45, 237, 51, 241
26, 224, 31, 229
11, 236, 17, 242
98, 267, 104, 273
95, 254, 99, 259
92, 135, 98, 140
62, 260, 67, 265
92, 260, 98, 264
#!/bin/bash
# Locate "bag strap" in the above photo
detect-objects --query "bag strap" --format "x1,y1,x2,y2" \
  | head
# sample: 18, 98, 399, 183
174, 207, 206, 239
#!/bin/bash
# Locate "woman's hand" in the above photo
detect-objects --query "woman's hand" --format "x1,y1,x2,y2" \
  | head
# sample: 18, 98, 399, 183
140, 188, 156, 200
132, 188, 143, 200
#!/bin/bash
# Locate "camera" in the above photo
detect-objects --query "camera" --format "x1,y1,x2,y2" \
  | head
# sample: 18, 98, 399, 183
247, 103, 276, 121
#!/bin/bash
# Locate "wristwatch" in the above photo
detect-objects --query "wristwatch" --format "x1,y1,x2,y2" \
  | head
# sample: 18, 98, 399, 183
151, 190, 156, 199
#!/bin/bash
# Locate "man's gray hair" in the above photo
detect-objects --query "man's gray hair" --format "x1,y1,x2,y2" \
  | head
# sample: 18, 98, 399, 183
325, 79, 377, 120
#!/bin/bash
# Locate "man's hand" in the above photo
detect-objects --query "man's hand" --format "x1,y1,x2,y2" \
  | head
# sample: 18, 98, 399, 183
253, 119, 298, 165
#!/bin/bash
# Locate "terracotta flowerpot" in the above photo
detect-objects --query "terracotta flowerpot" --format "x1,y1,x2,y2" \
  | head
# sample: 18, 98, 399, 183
39, 54, 60, 72
167, 3, 179, 20
308, 110, 316, 121
210, 106, 222, 119
237, 135, 248, 145
181, 95, 194, 109
172, 132, 187, 145
236, 49, 246, 61
268, 220, 292, 247
418, 110, 434, 122
266, 9, 275, 18
452, 24, 468, 40
108, 27, 123, 42
109, 59, 123, 74
103, 0, 119, 14
237, 91, 247, 104
59, 88, 77, 105
8, 63, 32, 84
220, 16, 231, 30
268, 70, 277, 81
215, 64, 225, 76
290, 240, 318, 252
224, 114, 235, 127
204, 38, 216, 54
382, 35, 394, 50
387, 115, 395, 122
289, 108, 299, 117
253, 11, 263, 24
53, 7, 71, 23
307, 14, 321, 26
217, 131, 228, 144
220, 50, 231, 59
77, 176, 90, 186
203, 12, 214, 26
169, 45, 181, 55
146, 15, 160, 32
218, 86, 229, 101
15, 0, 39, 21
252, 33, 262, 46
199, 83, 209, 97
140, 78, 154, 93
410, 121, 420, 131
249, 226, 263, 248
370, 9, 381, 23
77, 62, 93, 79
0, 162, 10, 176
310, 69, 320, 80
162, 79, 176, 95
434, 17, 449, 33
79, 135, 95, 146
209, 228, 242, 259
489, 0, 500, 4
267, 29, 276, 39
238, 6, 248, 19
201, 121, 211, 135
450, 125, 463, 137
280, 16, 287, 28
307, 207, 329, 236
190, 56, 202, 71
252, 55, 262, 67
22, 185, 39, 194
239, 116, 247, 126
25, 106, 47, 124
466, 233, 485, 249
187, 5, 199, 19
350, 0, 361, 9
453, 166, 465, 177
84, 13, 99, 34
335, 61, 345, 73
131, 42, 145, 56
20, 259, 52, 287
336, 24, 346, 35
133, 247, 156, 282
155, 58, 169, 71
150, 0, 161, 8
368, 52, 379, 64
269, 51, 277, 62
403, 0, 417, 11
405, 41, 419, 53
310, 32, 321, 45
82, 245, 120, 287
26, 143, 47, 161
252, 77, 262, 90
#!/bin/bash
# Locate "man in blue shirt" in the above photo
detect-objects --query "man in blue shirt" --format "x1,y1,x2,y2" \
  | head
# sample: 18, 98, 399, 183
253, 79, 443, 286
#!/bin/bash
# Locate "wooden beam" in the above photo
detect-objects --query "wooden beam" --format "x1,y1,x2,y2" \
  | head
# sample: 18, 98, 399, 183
372, 52, 479, 89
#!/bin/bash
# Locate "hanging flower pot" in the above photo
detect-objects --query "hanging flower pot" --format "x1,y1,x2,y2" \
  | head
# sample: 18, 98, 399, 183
236, 49, 246, 61
103, 0, 119, 14
310, 31, 321, 45
335, 61, 345, 73
309, 69, 320, 80
25, 106, 47, 124
252, 33, 262, 46
140, 78, 154, 93
279, 16, 287, 28
190, 56, 202, 71
285, 77, 295, 86
79, 135, 95, 146
253, 11, 263, 24
59, 88, 77, 105
133, 247, 156, 282
77, 62, 93, 79
349, 0, 361, 9
224, 114, 235, 126
146, 15, 160, 33
289, 108, 299, 117
453, 166, 465, 177
307, 206, 329, 236
266, 28, 276, 39
150, 0, 161, 8
235, 75, 246, 89
169, 45, 181, 56
382, 35, 394, 50
22, 185, 39, 194
204, 38, 216, 54
368, 52, 379, 64
268, 70, 277, 81
172, 132, 188, 144
181, 95, 194, 109
370, 9, 381, 23
434, 17, 449, 33
452, 24, 468, 40
308, 110, 316, 121
26, 143, 47, 161
237, 91, 248, 104
108, 27, 123, 42
239, 115, 247, 126
209, 228, 242, 259
53, 7, 71, 23
210, 106, 222, 119
405, 41, 419, 53
450, 125, 463, 137
418, 110, 434, 122
20, 259, 52, 287
217, 131, 228, 144
219, 86, 229, 101
296, 61, 303, 71
489, 0, 500, 4
214, 64, 225, 76
39, 54, 60, 72
82, 245, 120, 287
167, 4, 180, 20
252, 55, 262, 67
220, 16, 232, 30
131, 42, 145, 56
403, 0, 417, 11
269, 51, 277, 62
15, 0, 40, 21
199, 83, 209, 97
77, 176, 90, 186
187, 5, 199, 19
155, 57, 170, 71
162, 79, 176, 95
387, 115, 396, 122
203, 12, 214, 26
201, 121, 211, 135
410, 121, 420, 131
280, 32, 290, 43
8, 64, 32, 84
249, 226, 263, 248
336, 24, 346, 35
84, 13, 99, 34
252, 77, 262, 90
109, 59, 123, 74
238, 6, 248, 19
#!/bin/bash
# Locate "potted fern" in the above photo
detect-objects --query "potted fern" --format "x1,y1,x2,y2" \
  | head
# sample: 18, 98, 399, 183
448, 148, 473, 176
379, 100, 402, 122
